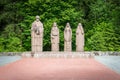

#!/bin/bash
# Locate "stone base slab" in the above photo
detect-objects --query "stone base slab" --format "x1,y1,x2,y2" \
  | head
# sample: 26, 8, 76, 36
22, 52, 94, 58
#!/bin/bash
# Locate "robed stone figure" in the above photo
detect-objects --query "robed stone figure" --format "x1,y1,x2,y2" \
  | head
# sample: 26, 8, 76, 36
31, 16, 44, 52
76, 23, 84, 51
51, 22, 59, 51
64, 23, 72, 51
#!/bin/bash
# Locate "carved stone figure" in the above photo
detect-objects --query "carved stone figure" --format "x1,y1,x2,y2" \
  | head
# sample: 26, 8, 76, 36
51, 22, 59, 51
64, 23, 72, 51
76, 23, 84, 52
31, 16, 44, 52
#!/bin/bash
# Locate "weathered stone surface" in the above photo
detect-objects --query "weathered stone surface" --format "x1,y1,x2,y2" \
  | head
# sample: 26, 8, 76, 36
51, 22, 59, 51
22, 52, 94, 58
76, 23, 84, 52
64, 23, 72, 52
33, 52, 94, 58
31, 16, 44, 52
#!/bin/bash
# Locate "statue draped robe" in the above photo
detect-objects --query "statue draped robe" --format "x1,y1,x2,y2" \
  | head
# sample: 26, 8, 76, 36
64, 23, 72, 51
31, 20, 44, 52
51, 24, 59, 51
76, 23, 84, 51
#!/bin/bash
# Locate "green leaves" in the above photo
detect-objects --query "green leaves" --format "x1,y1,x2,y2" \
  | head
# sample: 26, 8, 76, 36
0, 0, 120, 52
0, 23, 25, 52
5, 37, 24, 52
86, 22, 118, 51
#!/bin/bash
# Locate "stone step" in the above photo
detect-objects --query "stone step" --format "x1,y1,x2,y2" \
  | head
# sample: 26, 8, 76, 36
22, 52, 94, 58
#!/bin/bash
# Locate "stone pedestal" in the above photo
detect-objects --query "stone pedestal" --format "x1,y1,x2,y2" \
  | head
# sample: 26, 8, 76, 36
22, 52, 94, 58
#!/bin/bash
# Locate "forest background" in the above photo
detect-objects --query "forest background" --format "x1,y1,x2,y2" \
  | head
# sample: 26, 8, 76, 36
0, 0, 120, 52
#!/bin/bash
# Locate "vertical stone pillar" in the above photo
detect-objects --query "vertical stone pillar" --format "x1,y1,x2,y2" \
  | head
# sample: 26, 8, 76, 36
76, 23, 84, 52
51, 22, 59, 51
31, 16, 44, 53
64, 23, 72, 52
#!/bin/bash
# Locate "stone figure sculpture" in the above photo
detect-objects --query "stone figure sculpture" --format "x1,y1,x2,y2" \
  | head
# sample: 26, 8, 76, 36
76, 23, 84, 51
31, 16, 44, 52
51, 22, 59, 51
64, 23, 72, 51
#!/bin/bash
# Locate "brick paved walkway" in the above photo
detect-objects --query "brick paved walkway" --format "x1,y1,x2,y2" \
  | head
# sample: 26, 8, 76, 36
0, 58, 120, 80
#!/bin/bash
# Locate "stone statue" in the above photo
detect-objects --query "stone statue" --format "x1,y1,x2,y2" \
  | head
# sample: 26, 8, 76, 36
31, 16, 44, 52
76, 23, 84, 52
64, 23, 72, 51
51, 22, 59, 51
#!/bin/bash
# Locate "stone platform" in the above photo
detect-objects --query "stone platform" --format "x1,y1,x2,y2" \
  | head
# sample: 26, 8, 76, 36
22, 52, 94, 58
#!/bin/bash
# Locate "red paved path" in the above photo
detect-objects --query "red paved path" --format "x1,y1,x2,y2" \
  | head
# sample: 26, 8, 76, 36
0, 58, 120, 80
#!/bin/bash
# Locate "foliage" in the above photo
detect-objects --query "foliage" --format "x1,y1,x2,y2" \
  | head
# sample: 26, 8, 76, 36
86, 22, 120, 51
0, 0, 120, 52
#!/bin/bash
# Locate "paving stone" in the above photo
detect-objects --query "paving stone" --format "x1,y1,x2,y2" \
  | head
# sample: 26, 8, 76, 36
0, 56, 21, 66
0, 58, 120, 80
95, 56, 120, 74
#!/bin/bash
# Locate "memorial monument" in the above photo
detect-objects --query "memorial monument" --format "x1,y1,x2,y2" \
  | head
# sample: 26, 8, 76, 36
76, 23, 84, 51
30, 16, 85, 53
51, 22, 59, 51
31, 16, 44, 52
22, 15, 93, 58
64, 23, 72, 51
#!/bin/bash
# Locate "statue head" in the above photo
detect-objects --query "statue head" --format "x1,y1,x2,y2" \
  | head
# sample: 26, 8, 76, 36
53, 22, 57, 27
36, 15, 40, 22
66, 22, 70, 28
78, 23, 82, 26
78, 23, 84, 34
78, 23, 82, 29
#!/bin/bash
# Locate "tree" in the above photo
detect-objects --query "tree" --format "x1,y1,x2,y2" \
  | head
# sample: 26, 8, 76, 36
0, 0, 120, 52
